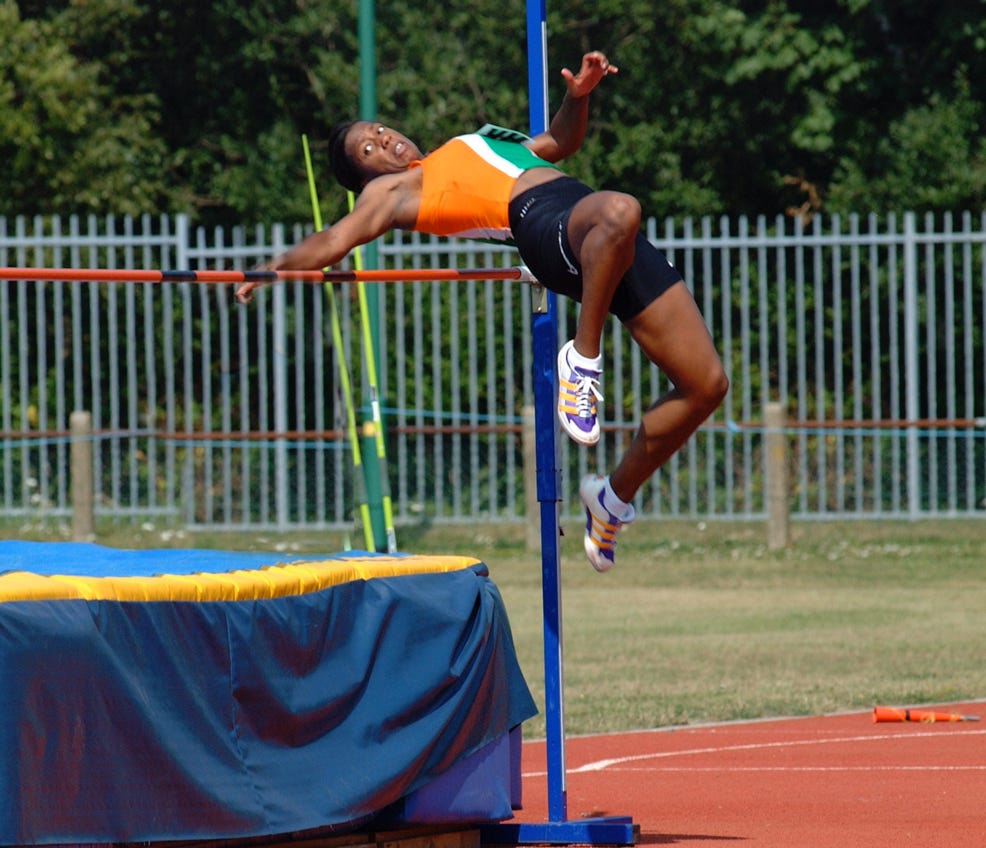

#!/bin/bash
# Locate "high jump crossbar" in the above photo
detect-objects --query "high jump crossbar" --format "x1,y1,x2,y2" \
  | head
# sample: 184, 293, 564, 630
0, 266, 536, 285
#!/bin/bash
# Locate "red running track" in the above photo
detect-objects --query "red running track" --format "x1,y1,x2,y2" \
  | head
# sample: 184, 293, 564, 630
514, 702, 986, 847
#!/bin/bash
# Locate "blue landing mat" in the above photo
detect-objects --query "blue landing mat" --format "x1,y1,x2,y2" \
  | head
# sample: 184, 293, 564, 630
0, 542, 536, 844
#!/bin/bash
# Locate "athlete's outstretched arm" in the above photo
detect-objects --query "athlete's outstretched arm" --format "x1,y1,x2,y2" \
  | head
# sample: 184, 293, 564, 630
235, 175, 412, 303
526, 51, 618, 163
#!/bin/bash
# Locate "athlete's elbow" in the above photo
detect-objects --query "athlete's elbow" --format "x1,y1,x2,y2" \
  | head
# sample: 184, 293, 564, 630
552, 133, 584, 160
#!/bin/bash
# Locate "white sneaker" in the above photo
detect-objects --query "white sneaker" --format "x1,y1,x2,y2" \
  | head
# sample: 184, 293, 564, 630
579, 474, 635, 572
557, 340, 603, 446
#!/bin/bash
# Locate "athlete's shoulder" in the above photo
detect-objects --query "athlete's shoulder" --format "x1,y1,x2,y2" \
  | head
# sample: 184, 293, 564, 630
361, 169, 421, 228
364, 166, 421, 193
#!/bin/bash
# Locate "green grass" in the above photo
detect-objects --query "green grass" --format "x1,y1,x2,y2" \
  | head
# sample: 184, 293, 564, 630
408, 518, 986, 738
6, 517, 986, 738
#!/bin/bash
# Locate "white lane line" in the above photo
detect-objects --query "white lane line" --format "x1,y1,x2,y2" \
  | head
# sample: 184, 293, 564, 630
521, 728, 986, 777
598, 765, 986, 773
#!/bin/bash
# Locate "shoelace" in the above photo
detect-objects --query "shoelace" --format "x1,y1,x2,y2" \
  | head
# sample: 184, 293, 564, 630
573, 373, 604, 418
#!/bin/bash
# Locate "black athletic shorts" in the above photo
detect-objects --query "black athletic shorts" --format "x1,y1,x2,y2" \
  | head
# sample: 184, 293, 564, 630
507, 176, 681, 322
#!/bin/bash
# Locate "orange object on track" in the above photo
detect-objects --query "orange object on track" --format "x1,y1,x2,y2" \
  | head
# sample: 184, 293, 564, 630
872, 705, 980, 723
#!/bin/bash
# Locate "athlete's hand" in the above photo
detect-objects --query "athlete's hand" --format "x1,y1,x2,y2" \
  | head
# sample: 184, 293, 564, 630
560, 51, 618, 98
235, 261, 275, 304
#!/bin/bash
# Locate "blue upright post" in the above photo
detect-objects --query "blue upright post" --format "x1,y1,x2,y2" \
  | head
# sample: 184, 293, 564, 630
480, 3, 637, 844
523, 0, 569, 827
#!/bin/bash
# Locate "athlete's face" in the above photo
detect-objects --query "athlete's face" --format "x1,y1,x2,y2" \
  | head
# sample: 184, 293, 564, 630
347, 121, 422, 183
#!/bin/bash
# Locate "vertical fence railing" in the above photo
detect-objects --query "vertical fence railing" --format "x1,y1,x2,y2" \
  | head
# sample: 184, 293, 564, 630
1, 211, 984, 531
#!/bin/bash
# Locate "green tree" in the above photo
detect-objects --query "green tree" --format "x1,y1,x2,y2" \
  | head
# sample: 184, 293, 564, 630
828, 76, 986, 211
0, 0, 169, 216
6, 0, 986, 222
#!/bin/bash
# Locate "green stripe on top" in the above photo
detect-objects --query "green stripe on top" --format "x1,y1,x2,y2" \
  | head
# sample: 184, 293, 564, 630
476, 123, 532, 143
457, 131, 560, 176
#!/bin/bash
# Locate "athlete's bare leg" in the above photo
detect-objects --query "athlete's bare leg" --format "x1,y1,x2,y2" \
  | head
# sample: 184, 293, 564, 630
563, 190, 640, 359
609, 282, 728, 501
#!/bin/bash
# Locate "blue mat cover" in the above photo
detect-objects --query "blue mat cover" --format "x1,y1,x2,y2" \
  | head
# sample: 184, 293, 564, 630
0, 542, 536, 844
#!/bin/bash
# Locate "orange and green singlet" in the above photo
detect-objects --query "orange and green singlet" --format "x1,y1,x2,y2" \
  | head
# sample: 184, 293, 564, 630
410, 126, 560, 241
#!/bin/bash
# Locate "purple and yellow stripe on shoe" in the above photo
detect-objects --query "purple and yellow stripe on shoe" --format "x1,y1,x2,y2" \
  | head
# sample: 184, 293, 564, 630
579, 474, 635, 572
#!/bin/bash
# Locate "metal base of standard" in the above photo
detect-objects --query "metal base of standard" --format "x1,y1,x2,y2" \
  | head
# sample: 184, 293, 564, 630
480, 816, 638, 845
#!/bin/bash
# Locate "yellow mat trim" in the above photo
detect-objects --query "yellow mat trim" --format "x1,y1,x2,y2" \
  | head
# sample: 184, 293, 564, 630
0, 554, 483, 603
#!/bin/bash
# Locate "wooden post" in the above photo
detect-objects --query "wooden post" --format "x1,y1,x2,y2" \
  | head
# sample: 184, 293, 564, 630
70, 410, 95, 542
521, 405, 539, 552
765, 402, 789, 549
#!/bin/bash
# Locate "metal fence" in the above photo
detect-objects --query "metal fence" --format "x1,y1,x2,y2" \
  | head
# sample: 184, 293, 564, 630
2, 210, 984, 532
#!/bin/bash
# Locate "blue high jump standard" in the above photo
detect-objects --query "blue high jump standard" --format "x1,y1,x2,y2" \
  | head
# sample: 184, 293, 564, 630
482, 3, 638, 844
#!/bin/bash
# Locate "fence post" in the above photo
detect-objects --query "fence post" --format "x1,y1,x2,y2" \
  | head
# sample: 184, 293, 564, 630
903, 211, 921, 518
70, 410, 95, 542
271, 223, 290, 529
765, 402, 789, 549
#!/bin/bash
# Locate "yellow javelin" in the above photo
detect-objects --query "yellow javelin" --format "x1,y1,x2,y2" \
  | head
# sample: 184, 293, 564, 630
346, 189, 398, 553
302, 134, 375, 551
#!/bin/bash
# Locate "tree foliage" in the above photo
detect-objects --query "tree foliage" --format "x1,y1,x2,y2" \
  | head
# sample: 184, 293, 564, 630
0, 0, 170, 216
2, 0, 985, 224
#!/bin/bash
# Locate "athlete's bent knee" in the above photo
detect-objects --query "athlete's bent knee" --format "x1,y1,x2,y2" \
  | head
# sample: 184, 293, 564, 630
597, 192, 641, 238
696, 365, 729, 414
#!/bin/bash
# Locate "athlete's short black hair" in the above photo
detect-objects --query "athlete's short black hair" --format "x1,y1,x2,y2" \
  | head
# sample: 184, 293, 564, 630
328, 119, 362, 192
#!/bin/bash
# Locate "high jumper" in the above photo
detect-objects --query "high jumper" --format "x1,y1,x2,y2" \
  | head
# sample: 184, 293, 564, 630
235, 50, 728, 572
